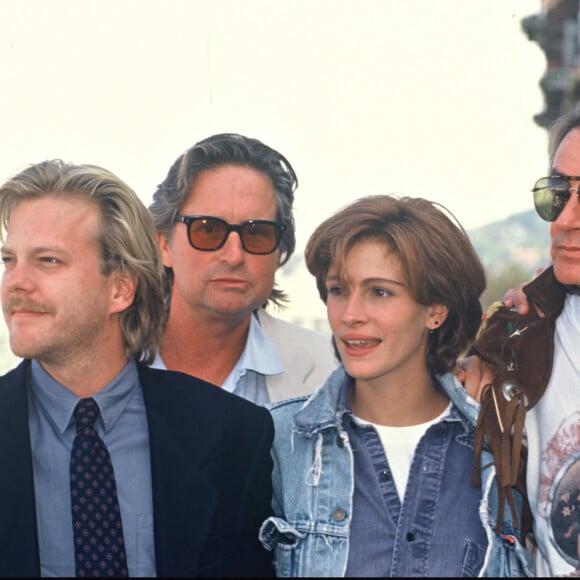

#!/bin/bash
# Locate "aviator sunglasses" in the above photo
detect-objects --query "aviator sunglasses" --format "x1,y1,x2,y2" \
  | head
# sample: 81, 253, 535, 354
532, 175, 580, 222
174, 215, 287, 255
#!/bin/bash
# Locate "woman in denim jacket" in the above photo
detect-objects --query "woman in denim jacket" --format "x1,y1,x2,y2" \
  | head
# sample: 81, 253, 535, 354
259, 195, 532, 577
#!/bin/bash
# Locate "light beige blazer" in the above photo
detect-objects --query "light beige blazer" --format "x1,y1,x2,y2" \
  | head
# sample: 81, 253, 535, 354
256, 309, 339, 403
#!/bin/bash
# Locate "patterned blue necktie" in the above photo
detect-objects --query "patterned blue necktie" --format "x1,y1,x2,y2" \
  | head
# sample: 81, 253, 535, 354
70, 398, 128, 577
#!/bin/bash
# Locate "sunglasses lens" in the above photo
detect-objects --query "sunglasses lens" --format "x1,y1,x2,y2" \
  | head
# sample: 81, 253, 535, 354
188, 218, 228, 250
533, 177, 569, 222
241, 222, 280, 254
184, 217, 283, 254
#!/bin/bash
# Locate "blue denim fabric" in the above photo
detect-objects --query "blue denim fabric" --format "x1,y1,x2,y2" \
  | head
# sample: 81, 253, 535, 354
260, 367, 533, 577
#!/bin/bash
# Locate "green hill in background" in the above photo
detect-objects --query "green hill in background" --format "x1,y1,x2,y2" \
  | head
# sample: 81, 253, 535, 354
469, 209, 550, 274
468, 209, 551, 309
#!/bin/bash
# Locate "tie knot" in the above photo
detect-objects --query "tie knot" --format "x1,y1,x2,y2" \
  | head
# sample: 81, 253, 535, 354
73, 397, 100, 433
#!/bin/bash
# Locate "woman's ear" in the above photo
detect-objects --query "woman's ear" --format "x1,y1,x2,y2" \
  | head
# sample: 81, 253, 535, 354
427, 304, 449, 330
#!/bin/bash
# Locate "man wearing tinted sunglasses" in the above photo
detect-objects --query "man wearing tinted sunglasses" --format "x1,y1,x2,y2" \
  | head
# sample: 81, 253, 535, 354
149, 133, 338, 406
460, 106, 580, 576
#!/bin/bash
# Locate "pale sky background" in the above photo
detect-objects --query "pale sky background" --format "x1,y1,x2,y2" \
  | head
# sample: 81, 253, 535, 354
0, 0, 550, 368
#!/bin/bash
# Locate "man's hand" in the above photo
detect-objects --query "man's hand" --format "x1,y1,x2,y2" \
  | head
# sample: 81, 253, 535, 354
502, 265, 547, 318
502, 282, 532, 315
454, 355, 493, 403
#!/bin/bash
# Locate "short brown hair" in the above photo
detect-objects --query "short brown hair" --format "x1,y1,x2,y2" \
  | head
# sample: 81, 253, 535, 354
305, 194, 486, 375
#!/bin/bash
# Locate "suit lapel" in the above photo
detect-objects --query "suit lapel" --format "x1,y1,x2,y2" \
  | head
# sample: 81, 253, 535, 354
139, 367, 219, 577
0, 361, 40, 576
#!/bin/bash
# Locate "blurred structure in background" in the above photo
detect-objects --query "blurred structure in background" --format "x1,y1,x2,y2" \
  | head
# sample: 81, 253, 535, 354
523, 0, 580, 126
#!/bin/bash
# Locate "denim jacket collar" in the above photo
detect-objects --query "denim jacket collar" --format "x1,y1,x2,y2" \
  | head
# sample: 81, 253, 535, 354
292, 366, 346, 435
292, 365, 481, 436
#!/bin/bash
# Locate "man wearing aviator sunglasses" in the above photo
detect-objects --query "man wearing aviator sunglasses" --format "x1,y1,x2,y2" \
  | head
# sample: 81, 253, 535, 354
533, 174, 580, 222
149, 133, 338, 407
459, 106, 580, 576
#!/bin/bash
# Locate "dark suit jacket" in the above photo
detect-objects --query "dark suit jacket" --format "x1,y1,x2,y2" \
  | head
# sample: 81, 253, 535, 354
0, 361, 275, 578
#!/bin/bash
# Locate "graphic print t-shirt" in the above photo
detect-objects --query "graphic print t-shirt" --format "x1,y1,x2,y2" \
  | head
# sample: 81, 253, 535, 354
525, 293, 580, 577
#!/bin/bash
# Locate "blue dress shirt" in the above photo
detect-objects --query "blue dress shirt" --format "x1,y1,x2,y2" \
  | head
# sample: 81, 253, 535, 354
28, 358, 156, 577
151, 312, 283, 406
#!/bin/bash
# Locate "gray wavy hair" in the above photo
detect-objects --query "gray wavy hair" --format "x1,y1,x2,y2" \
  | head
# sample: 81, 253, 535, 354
149, 133, 298, 307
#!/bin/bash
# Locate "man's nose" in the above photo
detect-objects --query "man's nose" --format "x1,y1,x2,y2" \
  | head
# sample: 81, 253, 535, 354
556, 187, 580, 225
219, 230, 246, 261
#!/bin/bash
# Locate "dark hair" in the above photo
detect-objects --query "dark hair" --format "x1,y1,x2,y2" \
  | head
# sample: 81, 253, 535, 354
549, 103, 580, 164
305, 194, 486, 375
0, 160, 165, 364
149, 133, 297, 307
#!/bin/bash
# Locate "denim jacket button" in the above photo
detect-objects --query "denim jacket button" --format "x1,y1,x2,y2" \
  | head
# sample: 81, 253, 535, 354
380, 469, 391, 480
332, 508, 347, 522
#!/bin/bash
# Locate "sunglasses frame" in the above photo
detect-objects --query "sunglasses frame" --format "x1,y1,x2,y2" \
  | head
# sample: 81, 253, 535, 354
174, 215, 287, 255
532, 175, 580, 222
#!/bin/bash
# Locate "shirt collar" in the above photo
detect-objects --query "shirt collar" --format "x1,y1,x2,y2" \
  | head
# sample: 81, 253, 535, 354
235, 311, 283, 375
151, 312, 284, 378
29, 357, 140, 434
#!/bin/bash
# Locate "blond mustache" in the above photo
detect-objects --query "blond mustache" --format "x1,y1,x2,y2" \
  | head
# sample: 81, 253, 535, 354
2, 297, 54, 316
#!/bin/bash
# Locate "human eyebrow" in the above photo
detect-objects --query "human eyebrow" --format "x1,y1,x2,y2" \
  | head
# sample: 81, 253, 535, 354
362, 277, 406, 288
30, 246, 72, 263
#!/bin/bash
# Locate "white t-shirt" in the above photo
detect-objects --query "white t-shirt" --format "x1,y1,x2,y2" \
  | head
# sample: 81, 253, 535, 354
525, 293, 580, 576
359, 403, 452, 500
